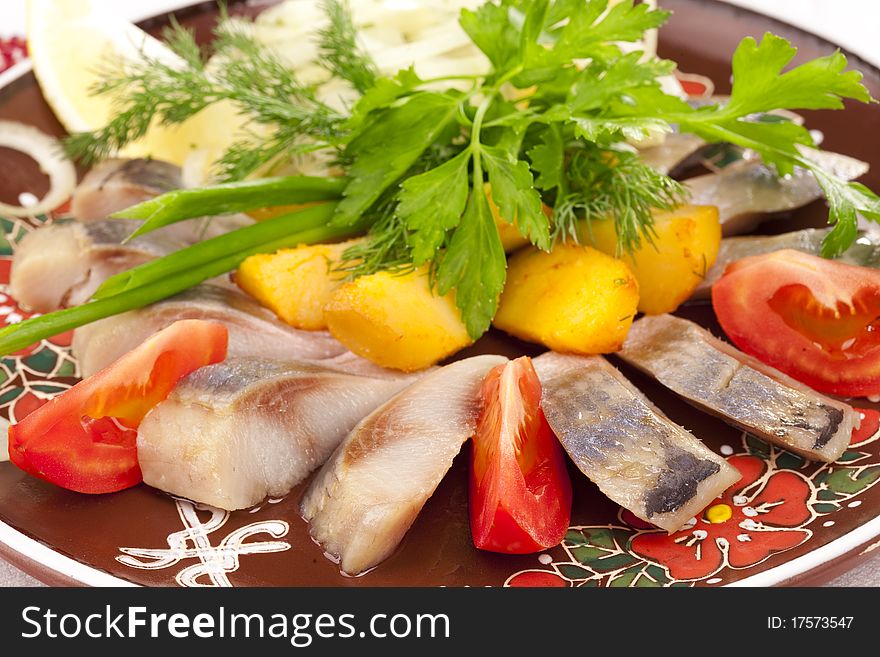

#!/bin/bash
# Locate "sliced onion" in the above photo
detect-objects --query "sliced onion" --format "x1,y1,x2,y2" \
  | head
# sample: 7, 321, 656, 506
0, 121, 77, 217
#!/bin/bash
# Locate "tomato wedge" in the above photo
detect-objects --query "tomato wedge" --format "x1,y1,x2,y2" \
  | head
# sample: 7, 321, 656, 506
470, 356, 572, 554
712, 249, 880, 397
8, 319, 228, 494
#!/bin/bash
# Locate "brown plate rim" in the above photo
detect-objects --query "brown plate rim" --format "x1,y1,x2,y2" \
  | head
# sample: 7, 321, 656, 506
0, 0, 879, 588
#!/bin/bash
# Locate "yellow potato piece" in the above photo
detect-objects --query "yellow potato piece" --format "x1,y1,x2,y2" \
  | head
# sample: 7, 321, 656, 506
494, 244, 639, 354
495, 212, 530, 253
323, 268, 472, 371
486, 184, 529, 253
586, 205, 721, 315
485, 182, 552, 253
236, 240, 358, 330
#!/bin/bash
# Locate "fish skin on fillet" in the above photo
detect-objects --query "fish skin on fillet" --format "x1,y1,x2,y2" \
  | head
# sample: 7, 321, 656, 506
618, 314, 858, 463
534, 352, 741, 533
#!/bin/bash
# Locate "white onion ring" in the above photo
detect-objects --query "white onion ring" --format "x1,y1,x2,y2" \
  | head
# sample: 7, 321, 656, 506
0, 120, 77, 217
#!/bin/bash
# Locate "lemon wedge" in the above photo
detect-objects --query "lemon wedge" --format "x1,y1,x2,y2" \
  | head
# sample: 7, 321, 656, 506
26, 0, 247, 176
27, 0, 178, 134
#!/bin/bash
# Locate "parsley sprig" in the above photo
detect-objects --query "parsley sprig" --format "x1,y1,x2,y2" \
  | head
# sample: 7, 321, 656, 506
55, 0, 879, 346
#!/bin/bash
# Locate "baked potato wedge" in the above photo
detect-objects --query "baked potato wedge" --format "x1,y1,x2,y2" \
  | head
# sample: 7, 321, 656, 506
323, 267, 472, 371
494, 244, 639, 353
585, 204, 721, 315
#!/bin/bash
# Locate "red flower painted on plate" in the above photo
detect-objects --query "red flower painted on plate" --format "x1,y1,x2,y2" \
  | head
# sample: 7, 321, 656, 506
10, 390, 49, 423
0, 287, 71, 356
674, 71, 714, 98
506, 570, 570, 587
629, 455, 812, 581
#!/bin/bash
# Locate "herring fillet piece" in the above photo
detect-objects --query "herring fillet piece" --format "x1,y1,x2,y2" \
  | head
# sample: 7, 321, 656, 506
70, 158, 182, 222
137, 358, 417, 511
70, 158, 254, 242
618, 314, 858, 463
72, 284, 346, 376
533, 352, 739, 533
638, 133, 706, 175
301, 354, 508, 575
686, 150, 869, 236
9, 219, 183, 312
691, 228, 880, 300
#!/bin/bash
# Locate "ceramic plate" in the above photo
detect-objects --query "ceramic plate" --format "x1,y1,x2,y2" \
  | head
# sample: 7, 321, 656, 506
1, 0, 879, 588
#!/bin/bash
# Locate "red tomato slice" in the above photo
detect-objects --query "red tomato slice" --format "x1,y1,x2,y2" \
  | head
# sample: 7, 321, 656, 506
712, 249, 880, 397
8, 319, 228, 494
470, 356, 572, 554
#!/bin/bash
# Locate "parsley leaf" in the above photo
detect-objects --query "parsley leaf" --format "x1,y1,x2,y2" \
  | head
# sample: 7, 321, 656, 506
436, 187, 507, 340
333, 92, 461, 226
346, 67, 423, 131
528, 0, 669, 70
725, 33, 872, 116
483, 145, 551, 250
567, 52, 675, 113
460, 2, 522, 76
527, 125, 565, 192
398, 149, 472, 265
605, 32, 878, 250
674, 34, 877, 246
569, 115, 671, 143
809, 169, 880, 257
689, 118, 815, 176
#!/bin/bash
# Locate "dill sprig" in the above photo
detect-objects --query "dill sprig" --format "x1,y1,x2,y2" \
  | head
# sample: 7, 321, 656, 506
209, 18, 346, 180
552, 146, 687, 254
335, 196, 415, 280
64, 14, 346, 181
317, 0, 378, 94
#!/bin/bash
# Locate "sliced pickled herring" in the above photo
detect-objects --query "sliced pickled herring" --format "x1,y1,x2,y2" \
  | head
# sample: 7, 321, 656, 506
301, 354, 508, 575
72, 284, 347, 377
70, 157, 254, 242
137, 358, 417, 511
618, 314, 858, 463
533, 352, 739, 533
638, 133, 706, 175
686, 149, 869, 236
70, 158, 183, 221
691, 228, 880, 300
9, 219, 184, 312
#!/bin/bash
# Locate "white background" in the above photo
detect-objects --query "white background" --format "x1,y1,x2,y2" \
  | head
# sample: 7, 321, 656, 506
1, 0, 880, 587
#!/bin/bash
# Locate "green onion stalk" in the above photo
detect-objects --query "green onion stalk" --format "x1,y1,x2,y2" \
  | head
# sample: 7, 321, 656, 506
0, 180, 362, 357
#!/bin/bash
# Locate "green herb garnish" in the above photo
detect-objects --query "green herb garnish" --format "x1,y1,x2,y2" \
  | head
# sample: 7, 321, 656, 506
114, 175, 347, 240
64, 11, 347, 182
3, 0, 874, 356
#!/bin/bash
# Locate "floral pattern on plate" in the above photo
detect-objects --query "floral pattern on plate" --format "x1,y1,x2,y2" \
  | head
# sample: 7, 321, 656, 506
506, 411, 880, 587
